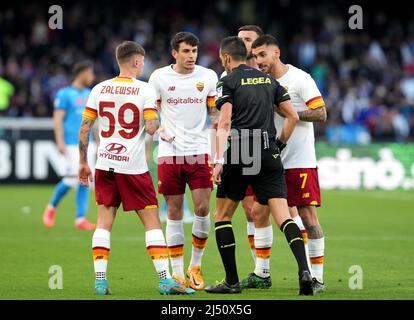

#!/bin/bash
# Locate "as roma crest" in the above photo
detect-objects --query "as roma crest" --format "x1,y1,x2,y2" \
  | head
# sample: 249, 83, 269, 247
196, 82, 204, 92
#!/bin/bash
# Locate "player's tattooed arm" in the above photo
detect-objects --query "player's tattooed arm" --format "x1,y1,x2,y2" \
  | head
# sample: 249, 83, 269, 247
207, 106, 220, 128
297, 107, 327, 122
79, 117, 95, 163
145, 119, 160, 135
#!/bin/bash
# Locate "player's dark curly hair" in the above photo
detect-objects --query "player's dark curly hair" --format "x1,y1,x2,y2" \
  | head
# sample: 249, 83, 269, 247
170, 32, 199, 51
220, 36, 247, 61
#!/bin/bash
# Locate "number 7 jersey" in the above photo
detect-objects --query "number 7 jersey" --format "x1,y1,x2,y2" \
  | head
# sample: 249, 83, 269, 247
82, 76, 158, 174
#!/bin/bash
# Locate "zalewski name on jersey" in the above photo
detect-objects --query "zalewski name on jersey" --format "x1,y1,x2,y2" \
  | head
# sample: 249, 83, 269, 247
100, 85, 141, 95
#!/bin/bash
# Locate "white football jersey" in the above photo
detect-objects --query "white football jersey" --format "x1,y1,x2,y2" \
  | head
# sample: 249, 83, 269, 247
83, 77, 158, 174
274, 64, 325, 169
149, 65, 218, 157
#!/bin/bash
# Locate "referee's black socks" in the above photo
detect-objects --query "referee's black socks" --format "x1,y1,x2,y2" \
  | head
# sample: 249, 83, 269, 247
215, 221, 239, 285
280, 219, 309, 274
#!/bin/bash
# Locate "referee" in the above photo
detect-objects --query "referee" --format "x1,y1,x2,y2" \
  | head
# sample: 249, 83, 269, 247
204, 36, 313, 295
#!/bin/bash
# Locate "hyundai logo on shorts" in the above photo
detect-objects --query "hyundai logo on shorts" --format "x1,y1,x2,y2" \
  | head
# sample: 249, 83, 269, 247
105, 143, 127, 155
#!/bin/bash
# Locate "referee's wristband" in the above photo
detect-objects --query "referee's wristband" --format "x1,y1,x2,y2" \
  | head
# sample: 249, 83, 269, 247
214, 158, 225, 165
276, 137, 287, 152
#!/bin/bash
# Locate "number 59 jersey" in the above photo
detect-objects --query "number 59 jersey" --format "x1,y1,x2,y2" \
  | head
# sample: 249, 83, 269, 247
82, 77, 158, 175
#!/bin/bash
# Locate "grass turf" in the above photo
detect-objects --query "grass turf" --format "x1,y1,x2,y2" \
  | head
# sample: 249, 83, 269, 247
0, 186, 413, 300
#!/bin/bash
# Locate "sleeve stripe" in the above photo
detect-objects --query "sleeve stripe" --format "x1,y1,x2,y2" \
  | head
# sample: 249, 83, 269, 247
143, 109, 159, 120
207, 96, 216, 108
85, 107, 97, 114
306, 96, 325, 109
82, 107, 98, 120
306, 96, 322, 104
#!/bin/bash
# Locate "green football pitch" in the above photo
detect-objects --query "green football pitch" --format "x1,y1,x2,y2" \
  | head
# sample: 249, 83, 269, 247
0, 185, 413, 300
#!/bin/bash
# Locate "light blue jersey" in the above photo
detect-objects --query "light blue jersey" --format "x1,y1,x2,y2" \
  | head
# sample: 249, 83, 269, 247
54, 86, 92, 145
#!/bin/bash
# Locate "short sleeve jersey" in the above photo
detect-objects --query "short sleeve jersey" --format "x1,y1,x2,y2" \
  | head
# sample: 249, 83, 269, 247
148, 65, 218, 157
82, 77, 158, 174
274, 64, 325, 168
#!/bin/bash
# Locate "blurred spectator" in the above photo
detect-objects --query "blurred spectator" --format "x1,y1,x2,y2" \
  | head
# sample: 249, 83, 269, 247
0, 1, 413, 143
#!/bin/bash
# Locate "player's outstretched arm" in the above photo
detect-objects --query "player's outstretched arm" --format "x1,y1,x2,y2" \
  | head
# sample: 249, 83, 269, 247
145, 119, 160, 136
297, 106, 327, 122
78, 117, 95, 187
277, 100, 299, 143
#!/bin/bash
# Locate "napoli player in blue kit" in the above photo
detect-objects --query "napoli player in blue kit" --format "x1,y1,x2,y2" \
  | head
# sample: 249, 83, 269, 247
43, 61, 97, 230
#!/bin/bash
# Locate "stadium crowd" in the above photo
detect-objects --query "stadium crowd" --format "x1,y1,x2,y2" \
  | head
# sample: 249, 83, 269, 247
1, 0, 413, 142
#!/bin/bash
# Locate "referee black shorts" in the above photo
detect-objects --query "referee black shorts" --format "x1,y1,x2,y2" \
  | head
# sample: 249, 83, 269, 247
216, 140, 287, 205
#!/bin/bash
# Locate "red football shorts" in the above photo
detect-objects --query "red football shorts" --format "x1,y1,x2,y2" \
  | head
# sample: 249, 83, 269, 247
285, 168, 321, 207
95, 169, 158, 212
158, 154, 213, 195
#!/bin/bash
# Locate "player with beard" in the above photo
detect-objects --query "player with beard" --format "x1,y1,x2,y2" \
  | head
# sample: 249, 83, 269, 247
249, 34, 327, 292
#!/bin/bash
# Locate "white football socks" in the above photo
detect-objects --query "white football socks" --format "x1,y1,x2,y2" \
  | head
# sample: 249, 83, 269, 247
247, 221, 257, 263
166, 218, 185, 278
254, 225, 273, 278
309, 237, 325, 283
145, 229, 171, 280
92, 228, 110, 281
189, 213, 210, 267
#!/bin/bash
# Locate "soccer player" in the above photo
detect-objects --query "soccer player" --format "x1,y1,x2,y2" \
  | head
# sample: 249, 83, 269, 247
42, 61, 97, 230
251, 34, 327, 292
78, 41, 194, 295
148, 32, 219, 291
205, 36, 313, 295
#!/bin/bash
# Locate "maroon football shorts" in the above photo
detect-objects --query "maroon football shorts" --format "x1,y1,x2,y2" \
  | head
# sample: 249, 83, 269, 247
95, 169, 158, 211
158, 154, 213, 195
285, 168, 321, 207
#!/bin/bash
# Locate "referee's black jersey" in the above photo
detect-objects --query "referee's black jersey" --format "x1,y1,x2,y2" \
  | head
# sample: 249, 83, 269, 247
215, 64, 290, 139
